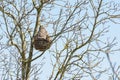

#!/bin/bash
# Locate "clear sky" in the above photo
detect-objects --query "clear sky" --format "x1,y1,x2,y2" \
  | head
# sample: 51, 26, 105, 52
107, 24, 120, 63
41, 26, 120, 80
39, 0, 120, 80
41, 0, 120, 80
0, 0, 120, 80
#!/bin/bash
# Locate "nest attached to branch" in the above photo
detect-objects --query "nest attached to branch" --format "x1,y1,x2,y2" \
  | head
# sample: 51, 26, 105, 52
34, 26, 51, 51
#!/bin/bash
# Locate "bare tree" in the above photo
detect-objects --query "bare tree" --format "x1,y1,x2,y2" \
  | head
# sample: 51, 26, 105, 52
0, 0, 120, 80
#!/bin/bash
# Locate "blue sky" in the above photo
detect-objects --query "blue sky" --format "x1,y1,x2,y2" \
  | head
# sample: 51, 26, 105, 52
0, 0, 120, 80
40, 0, 120, 80
107, 24, 120, 63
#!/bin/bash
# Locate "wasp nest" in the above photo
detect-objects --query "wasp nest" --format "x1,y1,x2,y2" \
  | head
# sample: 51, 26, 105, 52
34, 26, 51, 51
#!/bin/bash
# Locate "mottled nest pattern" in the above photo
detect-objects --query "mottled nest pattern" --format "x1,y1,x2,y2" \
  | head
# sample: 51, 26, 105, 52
34, 26, 51, 51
